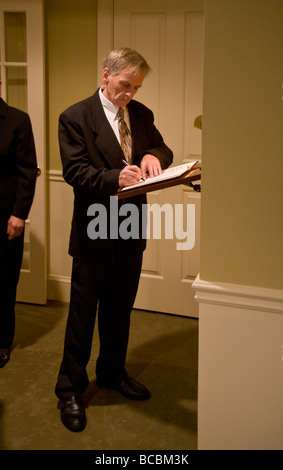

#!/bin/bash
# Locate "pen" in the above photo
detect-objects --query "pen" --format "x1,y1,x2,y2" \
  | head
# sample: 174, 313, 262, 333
122, 159, 145, 181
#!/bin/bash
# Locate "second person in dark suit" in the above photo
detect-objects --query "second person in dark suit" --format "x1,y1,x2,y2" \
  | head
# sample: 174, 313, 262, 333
0, 82, 37, 368
55, 48, 173, 432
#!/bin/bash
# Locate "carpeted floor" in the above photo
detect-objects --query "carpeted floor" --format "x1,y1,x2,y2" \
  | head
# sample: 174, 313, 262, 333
0, 301, 198, 451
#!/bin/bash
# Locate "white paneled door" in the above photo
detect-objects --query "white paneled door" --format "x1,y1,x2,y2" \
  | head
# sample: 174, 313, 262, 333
98, 0, 204, 317
0, 0, 46, 304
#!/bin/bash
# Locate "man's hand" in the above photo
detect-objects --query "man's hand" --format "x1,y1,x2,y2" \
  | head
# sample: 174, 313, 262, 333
7, 216, 25, 240
140, 154, 162, 180
119, 165, 142, 188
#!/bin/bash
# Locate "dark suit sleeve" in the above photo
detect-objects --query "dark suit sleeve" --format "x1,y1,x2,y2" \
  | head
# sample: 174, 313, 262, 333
59, 109, 121, 196
130, 104, 173, 170
12, 114, 37, 220
143, 121, 173, 170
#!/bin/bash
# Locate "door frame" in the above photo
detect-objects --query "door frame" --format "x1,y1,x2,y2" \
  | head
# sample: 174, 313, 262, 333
0, 0, 46, 304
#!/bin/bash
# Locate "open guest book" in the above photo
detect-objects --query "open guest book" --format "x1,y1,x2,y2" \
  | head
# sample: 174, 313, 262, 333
116, 160, 201, 199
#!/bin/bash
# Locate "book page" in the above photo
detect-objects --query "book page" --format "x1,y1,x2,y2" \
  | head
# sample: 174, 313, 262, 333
120, 161, 199, 192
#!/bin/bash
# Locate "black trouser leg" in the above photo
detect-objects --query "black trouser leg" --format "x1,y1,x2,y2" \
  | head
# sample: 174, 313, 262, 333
96, 243, 143, 384
55, 258, 101, 399
55, 242, 143, 399
0, 216, 24, 349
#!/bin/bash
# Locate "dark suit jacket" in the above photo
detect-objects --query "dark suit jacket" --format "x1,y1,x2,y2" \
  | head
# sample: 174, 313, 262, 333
59, 89, 173, 260
0, 98, 37, 220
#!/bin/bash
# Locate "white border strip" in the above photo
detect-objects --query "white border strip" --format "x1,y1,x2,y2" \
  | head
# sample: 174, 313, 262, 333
192, 274, 283, 314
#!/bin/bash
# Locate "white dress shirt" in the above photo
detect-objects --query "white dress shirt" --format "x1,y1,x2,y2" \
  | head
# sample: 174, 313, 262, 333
99, 87, 131, 145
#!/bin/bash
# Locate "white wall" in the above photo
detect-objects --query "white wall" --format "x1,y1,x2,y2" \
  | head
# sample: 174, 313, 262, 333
196, 0, 283, 449
194, 277, 283, 449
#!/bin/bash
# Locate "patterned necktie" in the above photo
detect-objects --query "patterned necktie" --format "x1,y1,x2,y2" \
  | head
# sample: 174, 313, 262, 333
117, 107, 132, 163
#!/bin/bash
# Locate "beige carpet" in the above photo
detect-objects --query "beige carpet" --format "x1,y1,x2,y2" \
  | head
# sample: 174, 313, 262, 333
0, 301, 198, 451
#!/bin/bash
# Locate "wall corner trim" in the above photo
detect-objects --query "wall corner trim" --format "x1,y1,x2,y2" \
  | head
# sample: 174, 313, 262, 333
48, 169, 64, 182
192, 275, 283, 314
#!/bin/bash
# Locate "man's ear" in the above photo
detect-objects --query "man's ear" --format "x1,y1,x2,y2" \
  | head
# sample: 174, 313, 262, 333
102, 68, 110, 84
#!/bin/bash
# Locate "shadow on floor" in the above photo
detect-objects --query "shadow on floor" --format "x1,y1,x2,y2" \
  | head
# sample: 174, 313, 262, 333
0, 301, 198, 450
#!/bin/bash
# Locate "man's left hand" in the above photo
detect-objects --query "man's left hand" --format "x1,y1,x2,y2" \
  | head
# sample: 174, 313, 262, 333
7, 216, 25, 240
140, 154, 162, 180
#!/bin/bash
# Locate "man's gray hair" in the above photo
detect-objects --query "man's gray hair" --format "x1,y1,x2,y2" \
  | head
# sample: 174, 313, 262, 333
103, 48, 151, 76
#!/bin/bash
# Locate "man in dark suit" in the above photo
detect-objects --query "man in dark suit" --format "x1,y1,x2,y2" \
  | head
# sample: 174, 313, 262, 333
0, 82, 37, 368
55, 48, 173, 432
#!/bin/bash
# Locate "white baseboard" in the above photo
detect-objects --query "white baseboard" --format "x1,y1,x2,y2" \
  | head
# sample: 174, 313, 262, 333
47, 274, 71, 303
193, 274, 283, 450
192, 274, 283, 314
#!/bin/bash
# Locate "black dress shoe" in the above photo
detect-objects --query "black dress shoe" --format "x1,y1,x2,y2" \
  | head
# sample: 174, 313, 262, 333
97, 376, 151, 401
58, 395, 86, 432
0, 350, 10, 368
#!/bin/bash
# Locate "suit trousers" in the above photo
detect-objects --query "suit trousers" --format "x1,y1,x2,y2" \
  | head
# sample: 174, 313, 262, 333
0, 214, 24, 349
55, 239, 143, 399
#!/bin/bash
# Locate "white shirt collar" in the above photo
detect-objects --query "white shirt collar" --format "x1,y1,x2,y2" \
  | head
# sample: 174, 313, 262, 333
99, 87, 131, 133
99, 87, 119, 119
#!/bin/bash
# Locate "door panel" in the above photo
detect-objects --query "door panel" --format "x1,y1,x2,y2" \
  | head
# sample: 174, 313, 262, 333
0, 0, 46, 304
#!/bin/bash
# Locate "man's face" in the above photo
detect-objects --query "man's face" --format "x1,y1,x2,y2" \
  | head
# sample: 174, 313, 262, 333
102, 67, 144, 108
